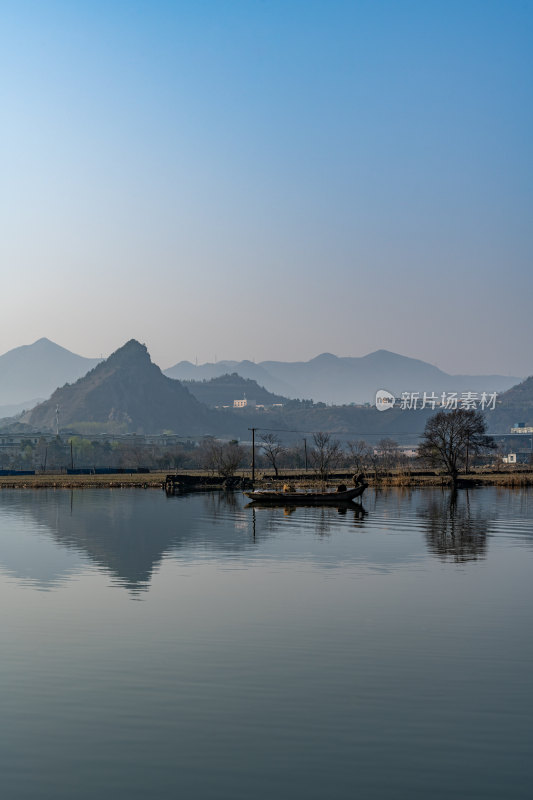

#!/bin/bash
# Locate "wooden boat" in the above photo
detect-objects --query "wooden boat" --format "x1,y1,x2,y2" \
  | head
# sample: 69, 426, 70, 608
244, 483, 367, 505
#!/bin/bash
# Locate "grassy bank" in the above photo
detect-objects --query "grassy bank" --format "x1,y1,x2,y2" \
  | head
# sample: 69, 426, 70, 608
0, 472, 169, 489
0, 468, 532, 490
362, 473, 533, 488
255, 472, 533, 489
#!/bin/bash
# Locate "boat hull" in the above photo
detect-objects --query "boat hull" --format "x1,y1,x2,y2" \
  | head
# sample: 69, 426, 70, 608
244, 483, 367, 504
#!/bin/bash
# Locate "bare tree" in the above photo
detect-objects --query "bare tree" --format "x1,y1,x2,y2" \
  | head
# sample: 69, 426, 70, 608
281, 443, 305, 470
311, 432, 341, 482
217, 441, 246, 478
196, 438, 220, 476
197, 439, 245, 479
418, 409, 495, 486
157, 445, 190, 471
346, 439, 371, 473
377, 438, 400, 471
260, 433, 284, 476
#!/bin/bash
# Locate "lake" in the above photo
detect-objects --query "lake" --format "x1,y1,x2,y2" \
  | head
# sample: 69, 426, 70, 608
0, 487, 532, 799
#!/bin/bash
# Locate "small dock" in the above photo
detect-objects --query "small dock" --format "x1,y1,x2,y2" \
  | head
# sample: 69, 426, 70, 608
163, 474, 253, 495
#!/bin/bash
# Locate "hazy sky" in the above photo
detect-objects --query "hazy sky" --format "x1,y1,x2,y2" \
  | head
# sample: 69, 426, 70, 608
1, 0, 532, 376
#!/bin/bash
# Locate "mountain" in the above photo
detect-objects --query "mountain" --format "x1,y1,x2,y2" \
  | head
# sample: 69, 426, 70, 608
487, 375, 533, 433
165, 350, 520, 405
184, 373, 287, 408
0, 398, 44, 418
2, 339, 519, 410
165, 359, 295, 397
0, 338, 101, 406
26, 340, 228, 435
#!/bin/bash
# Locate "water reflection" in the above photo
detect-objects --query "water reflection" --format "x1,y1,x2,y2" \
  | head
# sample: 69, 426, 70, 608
249, 502, 367, 538
418, 490, 490, 562
200, 488, 240, 518
2, 489, 532, 800
0, 488, 530, 596
0, 490, 256, 594
0, 491, 374, 593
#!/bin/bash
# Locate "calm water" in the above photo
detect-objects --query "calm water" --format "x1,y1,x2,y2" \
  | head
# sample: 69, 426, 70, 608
0, 487, 532, 799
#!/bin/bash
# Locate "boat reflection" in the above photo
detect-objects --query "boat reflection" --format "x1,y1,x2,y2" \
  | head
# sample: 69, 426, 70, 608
248, 501, 367, 539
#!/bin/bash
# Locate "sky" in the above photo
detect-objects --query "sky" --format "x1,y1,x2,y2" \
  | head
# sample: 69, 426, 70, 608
1, 0, 532, 376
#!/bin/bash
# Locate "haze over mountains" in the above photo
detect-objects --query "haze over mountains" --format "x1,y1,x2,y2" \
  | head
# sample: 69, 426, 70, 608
165, 351, 520, 405
0, 338, 523, 415
0, 337, 528, 439
20, 341, 439, 441
0, 338, 101, 411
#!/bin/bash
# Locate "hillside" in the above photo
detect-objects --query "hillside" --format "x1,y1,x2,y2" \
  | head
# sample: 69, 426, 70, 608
487, 375, 533, 433
0, 338, 101, 406
243, 402, 436, 445
26, 340, 230, 435
165, 350, 519, 405
166, 359, 295, 397
184, 373, 286, 408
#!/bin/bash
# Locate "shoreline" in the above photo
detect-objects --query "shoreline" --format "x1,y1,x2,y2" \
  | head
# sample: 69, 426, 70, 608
0, 469, 532, 490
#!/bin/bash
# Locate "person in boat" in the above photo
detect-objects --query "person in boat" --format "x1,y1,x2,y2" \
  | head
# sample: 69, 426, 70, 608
336, 484, 347, 493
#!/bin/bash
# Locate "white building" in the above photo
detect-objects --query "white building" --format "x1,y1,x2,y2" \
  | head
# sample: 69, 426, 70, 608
510, 423, 533, 434
233, 396, 256, 409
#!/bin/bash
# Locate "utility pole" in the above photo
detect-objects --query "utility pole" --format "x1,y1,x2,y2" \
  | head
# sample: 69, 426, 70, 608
303, 438, 308, 472
249, 427, 256, 485
70, 440, 74, 471
252, 427, 256, 484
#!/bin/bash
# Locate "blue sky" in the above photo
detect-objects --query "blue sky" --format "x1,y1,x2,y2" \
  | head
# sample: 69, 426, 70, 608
1, 0, 532, 375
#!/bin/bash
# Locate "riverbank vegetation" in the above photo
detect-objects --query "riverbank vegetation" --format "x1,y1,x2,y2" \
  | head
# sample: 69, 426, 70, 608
0, 424, 531, 489
0, 467, 531, 490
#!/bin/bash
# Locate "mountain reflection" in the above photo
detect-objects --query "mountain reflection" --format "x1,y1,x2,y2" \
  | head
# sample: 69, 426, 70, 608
418, 490, 490, 562
0, 490, 257, 594
2, 487, 523, 597
0, 490, 372, 593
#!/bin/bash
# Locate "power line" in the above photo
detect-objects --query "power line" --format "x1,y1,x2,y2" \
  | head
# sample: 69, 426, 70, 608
245, 425, 425, 437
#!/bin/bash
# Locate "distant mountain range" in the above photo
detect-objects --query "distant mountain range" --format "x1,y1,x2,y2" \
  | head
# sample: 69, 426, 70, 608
0, 338, 101, 407
0, 399, 45, 419
165, 350, 520, 405
0, 335, 528, 442
0, 338, 525, 425
13, 340, 435, 441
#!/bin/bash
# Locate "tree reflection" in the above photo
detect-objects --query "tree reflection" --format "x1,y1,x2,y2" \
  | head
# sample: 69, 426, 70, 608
199, 489, 239, 518
419, 490, 490, 562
